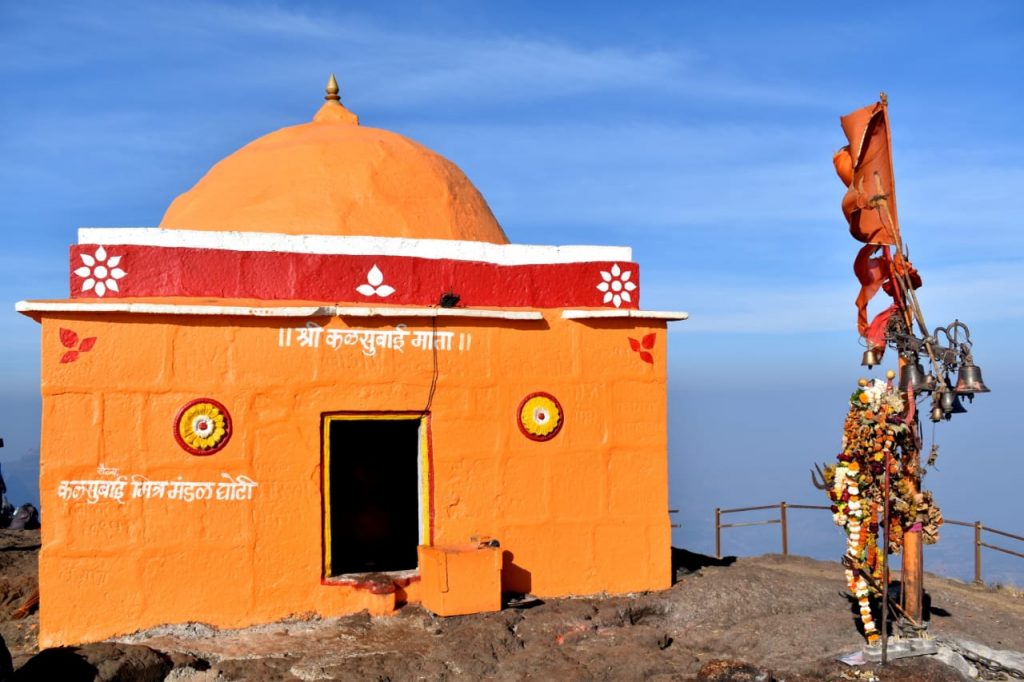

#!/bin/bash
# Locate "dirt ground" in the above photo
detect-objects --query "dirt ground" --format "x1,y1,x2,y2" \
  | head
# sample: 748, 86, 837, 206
2, 531, 1023, 680
0, 529, 40, 669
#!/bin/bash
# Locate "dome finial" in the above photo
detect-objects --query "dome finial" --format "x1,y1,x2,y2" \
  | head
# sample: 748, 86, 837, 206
313, 74, 359, 125
325, 73, 341, 103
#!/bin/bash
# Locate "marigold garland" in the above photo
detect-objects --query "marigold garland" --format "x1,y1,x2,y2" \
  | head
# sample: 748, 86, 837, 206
822, 377, 943, 643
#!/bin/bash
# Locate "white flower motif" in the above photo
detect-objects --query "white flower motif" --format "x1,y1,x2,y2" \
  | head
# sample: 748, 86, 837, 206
73, 246, 126, 297
192, 415, 215, 438
356, 265, 396, 297
595, 263, 637, 308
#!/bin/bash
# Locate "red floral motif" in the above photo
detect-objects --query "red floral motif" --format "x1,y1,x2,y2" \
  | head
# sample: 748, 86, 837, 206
59, 328, 97, 364
628, 333, 656, 364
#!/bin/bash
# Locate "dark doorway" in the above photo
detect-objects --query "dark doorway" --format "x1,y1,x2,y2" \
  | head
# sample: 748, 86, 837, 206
325, 417, 421, 576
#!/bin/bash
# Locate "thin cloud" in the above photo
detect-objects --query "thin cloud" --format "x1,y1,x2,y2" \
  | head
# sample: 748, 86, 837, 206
0, 1, 818, 111
411, 122, 1024, 243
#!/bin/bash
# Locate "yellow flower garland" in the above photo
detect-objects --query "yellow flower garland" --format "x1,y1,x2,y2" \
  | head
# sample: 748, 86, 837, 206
825, 379, 906, 643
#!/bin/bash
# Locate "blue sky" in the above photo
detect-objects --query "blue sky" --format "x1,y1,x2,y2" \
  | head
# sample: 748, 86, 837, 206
2, 1, 1022, 583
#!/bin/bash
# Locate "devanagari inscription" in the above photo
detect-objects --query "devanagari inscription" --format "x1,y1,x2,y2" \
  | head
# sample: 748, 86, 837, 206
57, 467, 259, 505
279, 321, 469, 357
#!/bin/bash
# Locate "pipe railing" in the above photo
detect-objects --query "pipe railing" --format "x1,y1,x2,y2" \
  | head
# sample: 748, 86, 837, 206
942, 519, 1024, 584
714, 501, 1023, 585
715, 502, 829, 559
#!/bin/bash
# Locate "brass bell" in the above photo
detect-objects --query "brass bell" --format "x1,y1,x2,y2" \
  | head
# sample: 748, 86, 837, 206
899, 357, 932, 393
954, 362, 991, 395
939, 388, 967, 416
861, 348, 880, 368
930, 402, 945, 422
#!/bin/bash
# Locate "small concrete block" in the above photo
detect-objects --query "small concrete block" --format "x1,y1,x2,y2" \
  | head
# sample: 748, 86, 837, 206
417, 544, 502, 617
861, 637, 938, 662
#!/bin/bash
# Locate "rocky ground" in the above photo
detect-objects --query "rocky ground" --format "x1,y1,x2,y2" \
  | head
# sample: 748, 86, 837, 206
0, 530, 39, 672
2, 531, 1023, 680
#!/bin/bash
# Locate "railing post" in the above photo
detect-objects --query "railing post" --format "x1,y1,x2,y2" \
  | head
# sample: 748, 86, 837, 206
780, 501, 789, 556
974, 521, 983, 584
715, 508, 722, 559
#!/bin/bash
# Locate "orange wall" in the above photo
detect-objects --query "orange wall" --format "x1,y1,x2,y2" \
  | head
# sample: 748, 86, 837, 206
36, 311, 671, 646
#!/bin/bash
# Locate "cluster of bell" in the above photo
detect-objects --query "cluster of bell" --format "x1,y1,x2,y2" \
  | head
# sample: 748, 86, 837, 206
889, 354, 991, 422
897, 356, 934, 393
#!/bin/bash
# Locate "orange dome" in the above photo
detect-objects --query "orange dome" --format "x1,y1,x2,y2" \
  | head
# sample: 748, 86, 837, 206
160, 86, 508, 244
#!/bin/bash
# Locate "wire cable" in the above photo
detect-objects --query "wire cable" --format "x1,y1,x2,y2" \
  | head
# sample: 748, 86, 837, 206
421, 315, 439, 416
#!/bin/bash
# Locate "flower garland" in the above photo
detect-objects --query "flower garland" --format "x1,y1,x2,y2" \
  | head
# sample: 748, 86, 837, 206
828, 425, 885, 642
822, 375, 945, 643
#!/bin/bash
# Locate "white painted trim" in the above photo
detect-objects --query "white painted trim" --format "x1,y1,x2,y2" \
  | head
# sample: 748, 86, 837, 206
78, 228, 632, 265
561, 309, 689, 321
15, 301, 335, 317
15, 300, 545, 321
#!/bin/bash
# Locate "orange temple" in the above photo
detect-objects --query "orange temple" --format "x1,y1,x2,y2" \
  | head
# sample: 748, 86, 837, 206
18, 77, 688, 646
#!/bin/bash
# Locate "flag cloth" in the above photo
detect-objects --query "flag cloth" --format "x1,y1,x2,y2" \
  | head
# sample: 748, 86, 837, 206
853, 244, 888, 338
853, 245, 922, 342
864, 304, 900, 356
837, 97, 920, 342
834, 100, 900, 246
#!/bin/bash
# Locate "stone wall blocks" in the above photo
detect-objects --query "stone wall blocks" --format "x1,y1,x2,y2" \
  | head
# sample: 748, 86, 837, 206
593, 521, 656, 592
33, 306, 673, 643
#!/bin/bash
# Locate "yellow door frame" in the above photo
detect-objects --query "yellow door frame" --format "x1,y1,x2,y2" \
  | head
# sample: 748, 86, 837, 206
321, 413, 431, 578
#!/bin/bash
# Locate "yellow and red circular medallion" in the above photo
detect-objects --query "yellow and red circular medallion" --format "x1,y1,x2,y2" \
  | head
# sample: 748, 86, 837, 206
517, 392, 564, 441
174, 398, 232, 455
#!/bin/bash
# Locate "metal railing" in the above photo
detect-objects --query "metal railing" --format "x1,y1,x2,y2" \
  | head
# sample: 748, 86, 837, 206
714, 501, 1024, 585
943, 519, 1024, 584
715, 501, 829, 558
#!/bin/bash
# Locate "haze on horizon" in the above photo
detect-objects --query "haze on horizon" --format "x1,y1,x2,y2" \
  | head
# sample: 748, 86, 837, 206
2, 1, 1022, 585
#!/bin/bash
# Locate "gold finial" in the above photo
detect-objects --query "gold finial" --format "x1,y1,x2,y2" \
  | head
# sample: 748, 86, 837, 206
325, 73, 341, 102
314, 73, 359, 124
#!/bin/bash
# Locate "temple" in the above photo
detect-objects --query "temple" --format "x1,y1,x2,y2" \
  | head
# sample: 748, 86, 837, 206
17, 76, 688, 646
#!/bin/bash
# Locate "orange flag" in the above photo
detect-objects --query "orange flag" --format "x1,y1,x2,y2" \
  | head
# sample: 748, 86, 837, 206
853, 244, 888, 337
838, 97, 921, 343
833, 99, 900, 246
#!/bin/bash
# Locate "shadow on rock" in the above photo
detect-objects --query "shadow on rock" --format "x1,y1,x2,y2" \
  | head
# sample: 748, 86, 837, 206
673, 547, 736, 581
0, 634, 13, 682
14, 643, 172, 682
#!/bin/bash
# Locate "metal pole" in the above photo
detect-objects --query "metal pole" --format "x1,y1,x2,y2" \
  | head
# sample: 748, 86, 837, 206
715, 508, 722, 559
780, 502, 789, 556
881, 451, 892, 665
974, 521, 983, 584
902, 444, 925, 623
899, 353, 925, 625
902, 519, 924, 622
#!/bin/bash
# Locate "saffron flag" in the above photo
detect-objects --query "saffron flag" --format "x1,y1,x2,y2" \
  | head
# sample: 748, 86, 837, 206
838, 98, 920, 348
853, 244, 888, 337
833, 100, 900, 246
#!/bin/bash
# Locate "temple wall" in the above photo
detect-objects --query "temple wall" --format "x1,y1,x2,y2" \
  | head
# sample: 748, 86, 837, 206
37, 311, 670, 646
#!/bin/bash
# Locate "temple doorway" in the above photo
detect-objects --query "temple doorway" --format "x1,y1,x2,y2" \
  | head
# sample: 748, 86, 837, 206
323, 415, 424, 576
